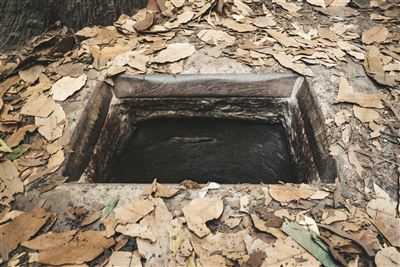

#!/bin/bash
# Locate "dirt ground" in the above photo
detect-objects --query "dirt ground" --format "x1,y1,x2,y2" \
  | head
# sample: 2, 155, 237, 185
0, 0, 399, 266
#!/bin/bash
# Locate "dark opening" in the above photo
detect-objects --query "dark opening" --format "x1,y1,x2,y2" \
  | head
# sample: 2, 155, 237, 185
106, 117, 299, 184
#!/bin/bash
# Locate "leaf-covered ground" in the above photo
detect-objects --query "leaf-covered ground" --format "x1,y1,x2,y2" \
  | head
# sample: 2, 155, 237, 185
0, 0, 399, 266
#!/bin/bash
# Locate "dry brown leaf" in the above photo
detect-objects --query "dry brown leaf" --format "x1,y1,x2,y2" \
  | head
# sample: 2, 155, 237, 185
251, 214, 287, 239
222, 18, 257, 32
253, 16, 276, 28
353, 105, 380, 123
137, 198, 172, 266
334, 109, 351, 126
51, 62, 86, 78
81, 212, 101, 227
362, 25, 389, 44
90, 45, 132, 70
47, 149, 65, 172
375, 212, 400, 248
268, 184, 315, 203
266, 29, 299, 48
6, 125, 37, 148
366, 183, 397, 219
106, 251, 141, 267
22, 230, 77, 250
114, 198, 155, 223
375, 247, 400, 267
164, 11, 195, 28
30, 231, 114, 265
51, 74, 87, 101
143, 179, 181, 198
35, 103, 66, 141
348, 146, 363, 177
116, 223, 156, 242
20, 93, 56, 118
153, 43, 195, 63
364, 46, 395, 86
321, 209, 348, 224
306, 0, 327, 7
20, 74, 53, 98
259, 49, 314, 76
0, 160, 23, 207
197, 29, 236, 45
106, 66, 126, 77
272, 0, 302, 13
263, 237, 320, 266
0, 209, 50, 261
18, 65, 45, 83
133, 12, 155, 32
335, 76, 384, 108
182, 197, 224, 238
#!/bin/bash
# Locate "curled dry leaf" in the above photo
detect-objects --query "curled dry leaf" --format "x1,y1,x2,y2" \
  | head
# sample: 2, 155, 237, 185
197, 29, 236, 46
51, 74, 87, 101
114, 198, 155, 223
133, 12, 155, 32
116, 223, 156, 242
182, 197, 224, 238
20, 93, 56, 118
153, 43, 195, 63
362, 25, 389, 45
321, 209, 348, 224
335, 76, 384, 108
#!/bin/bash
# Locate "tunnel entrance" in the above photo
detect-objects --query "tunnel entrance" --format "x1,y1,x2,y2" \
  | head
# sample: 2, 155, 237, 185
63, 74, 337, 184
106, 117, 299, 184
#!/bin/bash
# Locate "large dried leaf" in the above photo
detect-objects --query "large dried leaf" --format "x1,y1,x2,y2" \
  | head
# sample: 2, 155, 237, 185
375, 212, 400, 248
137, 198, 172, 266
0, 160, 23, 207
362, 25, 389, 44
6, 125, 37, 148
258, 48, 314, 76
18, 65, 45, 83
375, 247, 400, 267
266, 29, 300, 48
116, 222, 156, 242
268, 184, 315, 203
114, 198, 155, 223
306, 0, 327, 8
197, 30, 236, 45
0, 209, 50, 261
20, 93, 56, 118
353, 105, 379, 123
348, 145, 363, 177
222, 18, 257, 32
164, 11, 195, 28
106, 251, 141, 267
153, 43, 195, 63
272, 0, 301, 13
366, 183, 397, 218
364, 46, 395, 86
35, 103, 66, 141
133, 12, 155, 32
90, 45, 132, 70
21, 230, 77, 250
182, 197, 224, 237
335, 76, 384, 108
51, 74, 87, 101
30, 231, 114, 265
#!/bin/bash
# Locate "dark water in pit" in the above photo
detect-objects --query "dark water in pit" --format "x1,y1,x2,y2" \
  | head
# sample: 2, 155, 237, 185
106, 117, 299, 184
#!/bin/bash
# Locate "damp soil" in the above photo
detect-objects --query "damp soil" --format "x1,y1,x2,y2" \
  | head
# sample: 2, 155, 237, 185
106, 117, 299, 184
